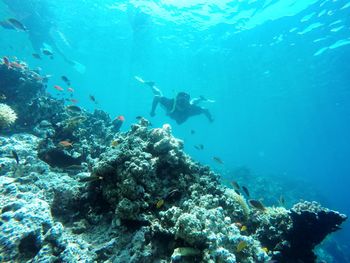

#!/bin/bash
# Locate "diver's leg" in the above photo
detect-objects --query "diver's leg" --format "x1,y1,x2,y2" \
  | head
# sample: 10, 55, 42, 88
135, 76, 163, 96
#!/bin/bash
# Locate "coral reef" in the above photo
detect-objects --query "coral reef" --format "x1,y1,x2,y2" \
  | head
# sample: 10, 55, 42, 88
275, 201, 347, 262
0, 103, 17, 129
0, 58, 347, 262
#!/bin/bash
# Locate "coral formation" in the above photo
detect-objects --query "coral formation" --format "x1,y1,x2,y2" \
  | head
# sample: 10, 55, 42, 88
0, 103, 17, 129
0, 58, 347, 262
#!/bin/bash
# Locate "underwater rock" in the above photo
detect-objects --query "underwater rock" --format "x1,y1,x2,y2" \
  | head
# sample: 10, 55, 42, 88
274, 201, 347, 263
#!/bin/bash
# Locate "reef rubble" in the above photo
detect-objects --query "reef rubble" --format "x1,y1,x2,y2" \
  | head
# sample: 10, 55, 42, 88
0, 58, 347, 262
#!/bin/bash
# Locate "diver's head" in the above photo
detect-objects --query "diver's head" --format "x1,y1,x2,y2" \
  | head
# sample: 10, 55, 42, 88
176, 92, 190, 105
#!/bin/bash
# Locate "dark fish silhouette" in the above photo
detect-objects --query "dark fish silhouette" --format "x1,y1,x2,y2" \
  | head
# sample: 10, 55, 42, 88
7, 18, 27, 31
11, 150, 19, 164
79, 175, 103, 183
190, 129, 195, 135
32, 53, 41, 59
213, 156, 224, 164
242, 186, 250, 197
249, 199, 266, 211
42, 49, 53, 56
66, 105, 82, 112
61, 75, 71, 85
194, 144, 204, 150
89, 95, 98, 104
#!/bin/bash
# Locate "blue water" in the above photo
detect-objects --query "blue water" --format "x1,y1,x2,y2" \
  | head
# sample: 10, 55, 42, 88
1, 0, 350, 260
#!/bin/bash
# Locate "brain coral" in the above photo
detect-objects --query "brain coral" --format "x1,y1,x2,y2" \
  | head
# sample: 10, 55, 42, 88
0, 103, 17, 128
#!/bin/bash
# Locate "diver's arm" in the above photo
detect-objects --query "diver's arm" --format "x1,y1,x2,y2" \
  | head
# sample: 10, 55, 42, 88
202, 108, 214, 122
150, 95, 161, 117
47, 36, 75, 65
191, 95, 215, 105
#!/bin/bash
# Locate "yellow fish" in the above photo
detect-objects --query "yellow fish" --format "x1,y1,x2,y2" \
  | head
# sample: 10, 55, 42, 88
111, 140, 119, 147
241, 225, 247, 232
156, 199, 164, 209
236, 241, 248, 252
262, 247, 269, 253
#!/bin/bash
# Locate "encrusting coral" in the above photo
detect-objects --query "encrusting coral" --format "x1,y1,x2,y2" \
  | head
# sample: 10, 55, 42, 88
0, 103, 17, 129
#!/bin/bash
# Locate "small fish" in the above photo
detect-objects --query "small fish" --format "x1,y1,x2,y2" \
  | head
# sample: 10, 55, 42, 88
136, 116, 143, 120
190, 129, 195, 135
53, 85, 64, 91
0, 94, 7, 101
194, 144, 204, 150
241, 225, 247, 232
32, 53, 41, 59
111, 140, 119, 147
236, 240, 248, 252
116, 115, 125, 122
213, 156, 224, 164
3, 56, 10, 67
68, 116, 86, 122
79, 176, 103, 183
42, 49, 53, 56
7, 18, 27, 31
69, 99, 78, 104
249, 199, 266, 211
230, 181, 240, 190
242, 186, 250, 197
65, 165, 83, 170
11, 150, 19, 164
156, 199, 164, 209
58, 140, 73, 148
67, 87, 74, 92
66, 105, 82, 112
61, 75, 71, 85
89, 95, 97, 104
234, 189, 241, 195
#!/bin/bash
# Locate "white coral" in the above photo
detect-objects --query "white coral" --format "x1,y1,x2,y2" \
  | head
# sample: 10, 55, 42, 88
0, 103, 17, 128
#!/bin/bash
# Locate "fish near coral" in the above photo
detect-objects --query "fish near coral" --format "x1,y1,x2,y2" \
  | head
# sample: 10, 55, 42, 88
249, 199, 266, 211
231, 181, 240, 190
66, 105, 82, 113
11, 150, 19, 164
79, 175, 103, 183
242, 186, 250, 197
236, 240, 248, 252
58, 140, 73, 148
111, 140, 119, 147
54, 85, 64, 91
156, 199, 164, 209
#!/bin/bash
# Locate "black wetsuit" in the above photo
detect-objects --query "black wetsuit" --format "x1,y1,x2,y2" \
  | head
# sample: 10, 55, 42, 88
151, 95, 213, 125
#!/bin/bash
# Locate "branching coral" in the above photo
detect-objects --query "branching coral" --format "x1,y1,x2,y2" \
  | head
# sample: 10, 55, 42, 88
0, 103, 17, 129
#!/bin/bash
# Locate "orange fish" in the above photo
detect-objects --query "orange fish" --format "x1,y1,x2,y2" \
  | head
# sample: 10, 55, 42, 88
59, 141, 73, 147
54, 85, 64, 91
67, 87, 74, 92
117, 115, 125, 122
70, 99, 78, 104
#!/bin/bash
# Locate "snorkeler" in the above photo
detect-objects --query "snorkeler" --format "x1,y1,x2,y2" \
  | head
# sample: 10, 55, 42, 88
135, 76, 214, 125
1, 0, 84, 72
